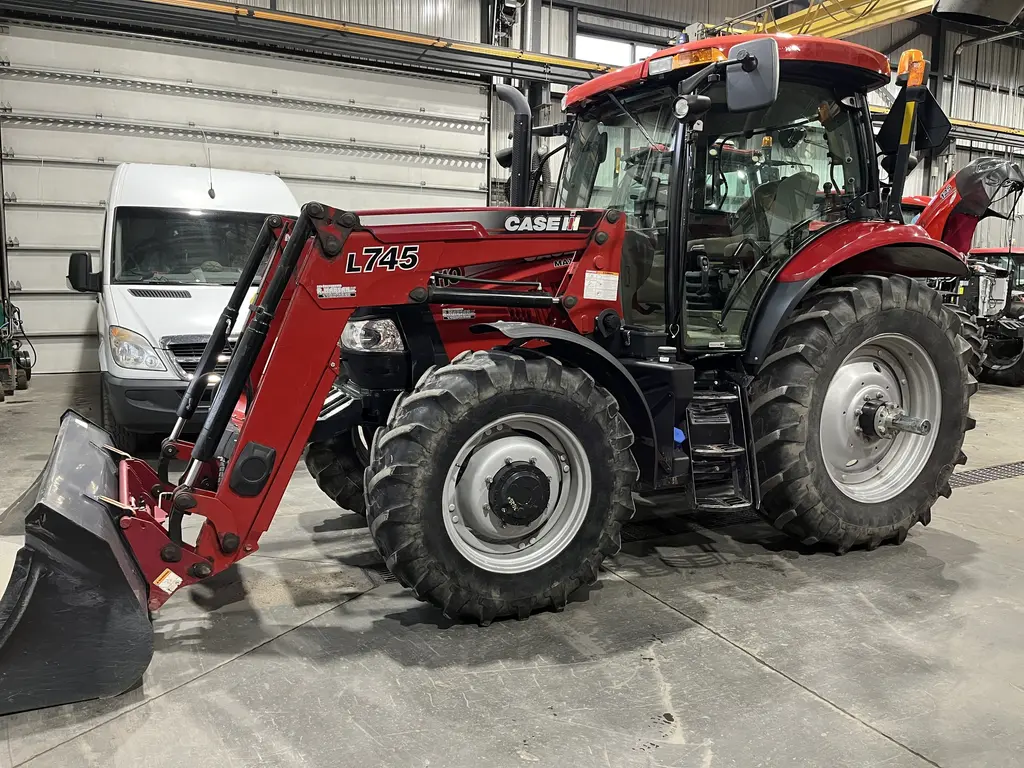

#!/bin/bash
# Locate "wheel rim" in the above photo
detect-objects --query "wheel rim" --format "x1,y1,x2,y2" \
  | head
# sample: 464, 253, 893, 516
819, 333, 941, 504
442, 413, 592, 574
984, 338, 1024, 371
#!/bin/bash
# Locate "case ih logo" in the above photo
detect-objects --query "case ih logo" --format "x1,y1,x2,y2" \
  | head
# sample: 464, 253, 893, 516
504, 214, 582, 233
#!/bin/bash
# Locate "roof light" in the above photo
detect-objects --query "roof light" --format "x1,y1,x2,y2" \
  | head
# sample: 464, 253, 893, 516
648, 56, 674, 76
897, 49, 926, 87
648, 46, 726, 76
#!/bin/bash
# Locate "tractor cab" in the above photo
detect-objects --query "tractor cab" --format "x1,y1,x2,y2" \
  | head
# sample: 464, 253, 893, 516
556, 33, 944, 353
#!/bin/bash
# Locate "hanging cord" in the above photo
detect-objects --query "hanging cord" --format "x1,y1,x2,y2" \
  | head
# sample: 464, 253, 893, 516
200, 128, 216, 199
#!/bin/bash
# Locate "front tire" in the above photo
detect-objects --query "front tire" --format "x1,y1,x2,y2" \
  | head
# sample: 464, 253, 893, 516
751, 275, 976, 552
100, 381, 140, 454
14, 368, 27, 391
305, 428, 371, 515
365, 350, 638, 624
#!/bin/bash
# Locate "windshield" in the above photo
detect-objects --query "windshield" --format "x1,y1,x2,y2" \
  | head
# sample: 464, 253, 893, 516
112, 207, 269, 285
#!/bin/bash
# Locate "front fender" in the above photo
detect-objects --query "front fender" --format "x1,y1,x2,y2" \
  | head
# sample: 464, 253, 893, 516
777, 222, 969, 283
472, 321, 658, 482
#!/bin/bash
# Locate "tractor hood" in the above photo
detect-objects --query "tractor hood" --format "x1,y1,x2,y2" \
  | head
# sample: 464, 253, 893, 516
917, 158, 1024, 254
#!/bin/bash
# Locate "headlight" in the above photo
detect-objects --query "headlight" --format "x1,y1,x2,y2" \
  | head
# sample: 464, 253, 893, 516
109, 327, 166, 371
341, 318, 404, 352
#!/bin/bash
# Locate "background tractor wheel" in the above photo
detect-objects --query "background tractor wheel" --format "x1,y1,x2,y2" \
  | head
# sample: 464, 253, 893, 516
981, 337, 1024, 386
100, 381, 139, 455
365, 349, 638, 624
943, 305, 986, 378
750, 275, 976, 553
305, 427, 372, 516
14, 368, 27, 391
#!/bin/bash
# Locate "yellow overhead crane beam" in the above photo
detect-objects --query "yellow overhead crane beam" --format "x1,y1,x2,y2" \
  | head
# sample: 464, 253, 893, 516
139, 0, 611, 75
732, 0, 934, 40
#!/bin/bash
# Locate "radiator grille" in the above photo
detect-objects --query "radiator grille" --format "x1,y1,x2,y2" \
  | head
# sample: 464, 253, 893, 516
166, 338, 235, 376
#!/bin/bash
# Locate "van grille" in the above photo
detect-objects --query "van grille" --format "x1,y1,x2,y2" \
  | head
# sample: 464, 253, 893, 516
165, 337, 235, 377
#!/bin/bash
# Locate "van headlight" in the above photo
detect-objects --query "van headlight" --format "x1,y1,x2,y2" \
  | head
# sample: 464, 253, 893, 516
341, 318, 404, 352
109, 326, 166, 371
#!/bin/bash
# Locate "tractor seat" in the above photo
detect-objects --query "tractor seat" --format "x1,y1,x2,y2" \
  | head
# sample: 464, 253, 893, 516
762, 171, 820, 243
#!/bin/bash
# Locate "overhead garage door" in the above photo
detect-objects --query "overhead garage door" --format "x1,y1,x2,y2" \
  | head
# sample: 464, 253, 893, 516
0, 23, 489, 373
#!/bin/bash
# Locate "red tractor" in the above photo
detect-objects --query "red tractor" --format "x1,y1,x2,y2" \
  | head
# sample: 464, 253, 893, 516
1, 35, 978, 714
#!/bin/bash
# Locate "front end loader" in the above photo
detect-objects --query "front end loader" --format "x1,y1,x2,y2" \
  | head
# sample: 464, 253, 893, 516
1, 34, 978, 714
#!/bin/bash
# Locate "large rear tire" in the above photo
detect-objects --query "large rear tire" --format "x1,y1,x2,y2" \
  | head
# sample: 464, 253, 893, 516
305, 427, 371, 515
750, 275, 976, 552
944, 305, 985, 378
365, 350, 638, 624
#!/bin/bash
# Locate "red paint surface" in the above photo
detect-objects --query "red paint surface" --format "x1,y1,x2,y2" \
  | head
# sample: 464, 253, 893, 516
777, 221, 966, 282
565, 34, 891, 109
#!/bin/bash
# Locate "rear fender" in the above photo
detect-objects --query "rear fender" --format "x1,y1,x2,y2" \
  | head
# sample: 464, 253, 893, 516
747, 224, 969, 366
776, 222, 969, 284
473, 321, 658, 482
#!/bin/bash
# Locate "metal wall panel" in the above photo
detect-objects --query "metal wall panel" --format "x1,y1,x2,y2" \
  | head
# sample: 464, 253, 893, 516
942, 29, 1024, 129
577, 12, 678, 42
278, 0, 482, 42
846, 20, 931, 59
0, 24, 488, 373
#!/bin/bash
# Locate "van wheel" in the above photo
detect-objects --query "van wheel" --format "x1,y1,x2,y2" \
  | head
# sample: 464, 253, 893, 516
101, 382, 140, 455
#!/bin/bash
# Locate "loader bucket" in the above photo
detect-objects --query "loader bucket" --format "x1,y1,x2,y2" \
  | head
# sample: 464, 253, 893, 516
0, 411, 153, 715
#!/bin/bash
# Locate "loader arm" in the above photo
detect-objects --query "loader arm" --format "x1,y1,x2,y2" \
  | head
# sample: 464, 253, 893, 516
123, 203, 628, 607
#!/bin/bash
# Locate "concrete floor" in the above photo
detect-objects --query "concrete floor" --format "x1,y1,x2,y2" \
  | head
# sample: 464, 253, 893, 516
2, 374, 1024, 767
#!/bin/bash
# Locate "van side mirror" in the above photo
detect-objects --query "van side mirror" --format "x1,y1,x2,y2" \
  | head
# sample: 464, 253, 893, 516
726, 37, 780, 113
68, 251, 101, 292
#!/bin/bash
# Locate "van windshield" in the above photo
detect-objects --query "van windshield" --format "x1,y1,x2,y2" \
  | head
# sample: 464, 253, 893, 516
112, 207, 269, 285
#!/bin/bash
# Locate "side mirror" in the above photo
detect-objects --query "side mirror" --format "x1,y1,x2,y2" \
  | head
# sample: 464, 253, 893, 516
726, 37, 780, 113
68, 251, 101, 292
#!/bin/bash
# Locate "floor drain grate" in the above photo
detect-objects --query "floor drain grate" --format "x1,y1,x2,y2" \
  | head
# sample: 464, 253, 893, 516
950, 460, 1024, 488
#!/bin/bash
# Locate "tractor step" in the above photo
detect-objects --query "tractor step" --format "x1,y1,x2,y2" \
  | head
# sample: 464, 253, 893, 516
691, 443, 746, 459
692, 391, 739, 403
687, 384, 755, 515
696, 495, 753, 512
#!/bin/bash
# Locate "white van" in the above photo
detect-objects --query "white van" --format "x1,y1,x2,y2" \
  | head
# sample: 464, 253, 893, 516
68, 163, 300, 451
